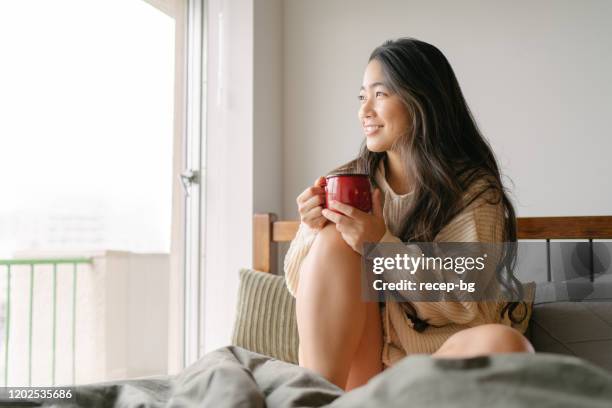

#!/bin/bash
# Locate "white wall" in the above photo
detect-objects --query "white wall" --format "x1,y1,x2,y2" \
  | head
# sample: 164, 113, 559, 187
203, 0, 284, 352
204, 0, 254, 353
282, 0, 612, 218
254, 0, 283, 220
254, 0, 284, 275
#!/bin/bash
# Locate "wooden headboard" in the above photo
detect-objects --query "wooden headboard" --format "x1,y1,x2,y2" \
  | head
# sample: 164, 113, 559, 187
253, 214, 612, 276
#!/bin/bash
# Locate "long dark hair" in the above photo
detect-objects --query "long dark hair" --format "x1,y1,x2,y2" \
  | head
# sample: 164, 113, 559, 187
336, 38, 526, 332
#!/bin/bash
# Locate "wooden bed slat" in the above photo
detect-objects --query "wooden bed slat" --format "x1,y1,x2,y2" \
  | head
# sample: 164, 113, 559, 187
272, 221, 300, 242
253, 213, 275, 273
254, 214, 612, 273
517, 216, 612, 239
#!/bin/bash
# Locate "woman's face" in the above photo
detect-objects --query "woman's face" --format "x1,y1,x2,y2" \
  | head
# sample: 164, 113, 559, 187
358, 59, 411, 152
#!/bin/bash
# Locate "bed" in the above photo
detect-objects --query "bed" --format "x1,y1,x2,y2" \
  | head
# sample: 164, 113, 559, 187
8, 215, 612, 407
250, 214, 612, 369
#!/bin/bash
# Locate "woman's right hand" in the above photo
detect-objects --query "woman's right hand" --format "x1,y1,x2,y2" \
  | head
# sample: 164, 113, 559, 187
296, 176, 327, 230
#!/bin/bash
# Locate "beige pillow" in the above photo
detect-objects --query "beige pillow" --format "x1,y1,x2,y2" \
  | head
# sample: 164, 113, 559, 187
231, 268, 299, 364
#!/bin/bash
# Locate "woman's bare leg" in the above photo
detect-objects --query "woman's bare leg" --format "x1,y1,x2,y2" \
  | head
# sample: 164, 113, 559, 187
296, 224, 383, 389
432, 323, 534, 358
344, 299, 383, 391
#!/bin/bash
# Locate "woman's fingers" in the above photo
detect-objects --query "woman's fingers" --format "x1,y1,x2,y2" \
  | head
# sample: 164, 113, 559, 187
303, 205, 322, 221
297, 176, 326, 205
302, 206, 327, 229
298, 195, 325, 225
296, 185, 325, 205
327, 200, 364, 220
296, 176, 328, 228
300, 194, 324, 213
320, 209, 362, 251
322, 208, 346, 225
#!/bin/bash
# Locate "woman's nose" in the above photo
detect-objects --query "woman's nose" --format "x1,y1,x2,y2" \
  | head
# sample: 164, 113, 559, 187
359, 99, 375, 119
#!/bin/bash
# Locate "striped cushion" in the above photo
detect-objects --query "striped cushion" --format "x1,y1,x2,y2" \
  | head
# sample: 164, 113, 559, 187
231, 268, 299, 364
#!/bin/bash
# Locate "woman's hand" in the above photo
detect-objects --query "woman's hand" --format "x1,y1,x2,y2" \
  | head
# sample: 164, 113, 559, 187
296, 176, 328, 230
321, 189, 386, 254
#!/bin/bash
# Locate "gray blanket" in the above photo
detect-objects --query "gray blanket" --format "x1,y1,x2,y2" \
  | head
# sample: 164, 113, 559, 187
36, 346, 612, 407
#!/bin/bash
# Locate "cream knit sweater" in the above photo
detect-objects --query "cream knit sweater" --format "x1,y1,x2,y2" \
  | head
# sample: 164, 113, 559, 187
284, 161, 533, 368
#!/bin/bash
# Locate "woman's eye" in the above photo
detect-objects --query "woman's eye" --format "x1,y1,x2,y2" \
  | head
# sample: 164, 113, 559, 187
358, 95, 366, 101
375, 91, 386, 97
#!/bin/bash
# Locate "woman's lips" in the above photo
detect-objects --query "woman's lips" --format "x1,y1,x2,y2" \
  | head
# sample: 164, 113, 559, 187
364, 125, 383, 136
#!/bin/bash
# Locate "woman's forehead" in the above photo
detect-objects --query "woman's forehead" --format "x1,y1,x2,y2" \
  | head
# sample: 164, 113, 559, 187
361, 60, 386, 89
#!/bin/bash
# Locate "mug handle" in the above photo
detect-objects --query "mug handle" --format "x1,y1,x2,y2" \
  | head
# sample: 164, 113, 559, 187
320, 177, 327, 209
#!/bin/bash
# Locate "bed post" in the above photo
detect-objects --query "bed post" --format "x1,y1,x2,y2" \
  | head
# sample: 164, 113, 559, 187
253, 213, 277, 273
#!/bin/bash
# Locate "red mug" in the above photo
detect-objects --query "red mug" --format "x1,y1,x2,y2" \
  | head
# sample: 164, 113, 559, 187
323, 174, 372, 213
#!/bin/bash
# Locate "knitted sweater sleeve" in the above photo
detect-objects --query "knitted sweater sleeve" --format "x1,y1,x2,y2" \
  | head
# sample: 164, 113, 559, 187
378, 194, 505, 327
283, 223, 320, 297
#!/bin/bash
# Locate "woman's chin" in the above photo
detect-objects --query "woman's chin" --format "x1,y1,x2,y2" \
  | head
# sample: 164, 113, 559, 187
366, 140, 389, 153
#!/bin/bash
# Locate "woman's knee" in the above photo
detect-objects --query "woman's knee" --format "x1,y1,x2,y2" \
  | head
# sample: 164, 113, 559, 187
468, 324, 534, 354
488, 324, 535, 353
300, 223, 361, 287
307, 224, 359, 267
436, 324, 534, 358
313, 223, 352, 254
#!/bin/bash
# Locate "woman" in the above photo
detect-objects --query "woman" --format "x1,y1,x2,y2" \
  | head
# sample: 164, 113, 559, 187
284, 38, 534, 391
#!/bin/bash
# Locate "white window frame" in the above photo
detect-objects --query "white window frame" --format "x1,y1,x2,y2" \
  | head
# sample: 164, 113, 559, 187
162, 0, 206, 373
182, 0, 206, 368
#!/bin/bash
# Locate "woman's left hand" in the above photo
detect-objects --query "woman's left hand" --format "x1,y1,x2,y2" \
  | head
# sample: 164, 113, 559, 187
321, 188, 386, 254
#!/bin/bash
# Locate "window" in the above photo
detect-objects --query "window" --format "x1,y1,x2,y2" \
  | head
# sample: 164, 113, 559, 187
0, 0, 191, 386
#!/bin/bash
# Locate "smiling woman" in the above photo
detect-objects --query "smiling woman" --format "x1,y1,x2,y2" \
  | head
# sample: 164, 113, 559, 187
284, 38, 532, 391
358, 67, 412, 156
357, 60, 415, 195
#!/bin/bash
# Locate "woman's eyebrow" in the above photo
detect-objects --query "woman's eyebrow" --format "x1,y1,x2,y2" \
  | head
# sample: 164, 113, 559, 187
360, 82, 385, 91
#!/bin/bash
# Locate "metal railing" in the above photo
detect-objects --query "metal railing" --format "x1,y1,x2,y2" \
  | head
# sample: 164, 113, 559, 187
0, 258, 92, 386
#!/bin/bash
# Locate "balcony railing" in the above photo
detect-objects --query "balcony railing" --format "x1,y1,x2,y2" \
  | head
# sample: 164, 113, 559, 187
0, 251, 170, 387
0, 258, 92, 386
